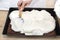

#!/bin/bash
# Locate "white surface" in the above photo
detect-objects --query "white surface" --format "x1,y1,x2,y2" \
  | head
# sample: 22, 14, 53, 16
9, 10, 55, 35
54, 0, 60, 18
0, 0, 46, 10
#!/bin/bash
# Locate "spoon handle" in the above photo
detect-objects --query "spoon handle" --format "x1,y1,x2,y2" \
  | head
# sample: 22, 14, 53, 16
19, 11, 22, 18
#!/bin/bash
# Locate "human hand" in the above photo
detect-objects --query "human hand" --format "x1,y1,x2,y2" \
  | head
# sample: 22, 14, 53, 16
17, 0, 32, 11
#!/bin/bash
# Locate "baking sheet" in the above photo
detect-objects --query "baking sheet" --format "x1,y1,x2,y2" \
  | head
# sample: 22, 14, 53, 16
2, 7, 60, 37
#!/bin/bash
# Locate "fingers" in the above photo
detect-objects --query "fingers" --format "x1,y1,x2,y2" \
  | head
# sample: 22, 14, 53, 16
17, 1, 22, 10
20, 2, 26, 11
17, 0, 22, 6
17, 0, 32, 11
17, 2, 26, 11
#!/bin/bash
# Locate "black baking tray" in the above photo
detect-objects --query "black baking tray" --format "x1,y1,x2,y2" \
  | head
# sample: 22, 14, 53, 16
2, 7, 60, 36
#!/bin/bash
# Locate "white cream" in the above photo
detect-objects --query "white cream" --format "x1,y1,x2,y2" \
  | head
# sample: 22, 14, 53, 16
9, 10, 55, 35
